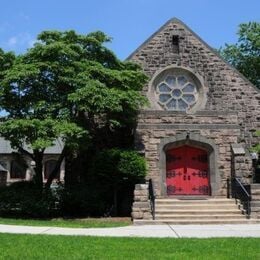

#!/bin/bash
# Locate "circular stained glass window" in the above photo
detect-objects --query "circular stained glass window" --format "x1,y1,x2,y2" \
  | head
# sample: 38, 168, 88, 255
156, 74, 198, 111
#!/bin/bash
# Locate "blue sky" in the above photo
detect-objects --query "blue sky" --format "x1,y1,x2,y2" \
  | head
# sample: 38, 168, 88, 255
0, 0, 259, 60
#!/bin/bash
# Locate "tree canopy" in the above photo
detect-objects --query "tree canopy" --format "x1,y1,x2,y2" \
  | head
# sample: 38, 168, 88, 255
0, 30, 147, 186
220, 22, 260, 89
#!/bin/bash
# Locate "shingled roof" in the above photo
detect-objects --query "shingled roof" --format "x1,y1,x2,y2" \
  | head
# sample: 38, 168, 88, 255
0, 137, 63, 154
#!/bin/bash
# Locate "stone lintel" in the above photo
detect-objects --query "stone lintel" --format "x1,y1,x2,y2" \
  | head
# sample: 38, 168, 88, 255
137, 124, 240, 130
139, 110, 238, 117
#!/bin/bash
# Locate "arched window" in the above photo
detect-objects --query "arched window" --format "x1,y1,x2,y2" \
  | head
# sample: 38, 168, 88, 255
10, 161, 26, 179
44, 160, 59, 180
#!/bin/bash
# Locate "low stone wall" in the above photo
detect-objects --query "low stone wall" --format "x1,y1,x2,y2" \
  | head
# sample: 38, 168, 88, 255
131, 183, 152, 220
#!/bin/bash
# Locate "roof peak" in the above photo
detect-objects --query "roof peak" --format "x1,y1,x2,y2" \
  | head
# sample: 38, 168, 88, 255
126, 18, 190, 60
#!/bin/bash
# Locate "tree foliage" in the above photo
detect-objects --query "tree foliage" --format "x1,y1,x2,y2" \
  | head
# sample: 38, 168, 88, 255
220, 22, 260, 88
0, 30, 147, 187
91, 148, 147, 215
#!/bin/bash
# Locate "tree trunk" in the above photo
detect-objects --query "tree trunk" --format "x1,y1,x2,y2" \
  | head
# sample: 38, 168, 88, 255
64, 152, 79, 188
45, 147, 68, 188
113, 184, 118, 216
33, 150, 44, 187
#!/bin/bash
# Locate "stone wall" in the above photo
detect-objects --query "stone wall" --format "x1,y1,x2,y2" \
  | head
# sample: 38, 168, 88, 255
129, 18, 260, 148
131, 183, 152, 220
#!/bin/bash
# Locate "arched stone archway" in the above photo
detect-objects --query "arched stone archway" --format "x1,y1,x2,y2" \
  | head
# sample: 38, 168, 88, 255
158, 133, 220, 196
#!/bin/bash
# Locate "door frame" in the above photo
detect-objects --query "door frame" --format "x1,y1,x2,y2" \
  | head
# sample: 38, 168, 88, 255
158, 133, 220, 197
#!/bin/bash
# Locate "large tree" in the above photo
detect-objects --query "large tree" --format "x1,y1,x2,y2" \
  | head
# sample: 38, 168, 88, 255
0, 30, 147, 187
220, 22, 260, 89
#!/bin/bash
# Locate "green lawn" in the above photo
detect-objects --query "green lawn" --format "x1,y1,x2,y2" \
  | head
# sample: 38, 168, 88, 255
0, 217, 131, 228
0, 234, 259, 259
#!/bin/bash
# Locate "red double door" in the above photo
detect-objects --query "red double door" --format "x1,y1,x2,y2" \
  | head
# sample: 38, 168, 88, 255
166, 145, 210, 196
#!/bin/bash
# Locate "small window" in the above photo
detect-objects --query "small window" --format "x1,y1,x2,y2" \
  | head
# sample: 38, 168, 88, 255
44, 160, 59, 180
10, 161, 26, 179
172, 35, 179, 54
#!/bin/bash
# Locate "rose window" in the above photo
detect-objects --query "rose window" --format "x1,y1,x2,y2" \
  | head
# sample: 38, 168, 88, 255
156, 75, 198, 111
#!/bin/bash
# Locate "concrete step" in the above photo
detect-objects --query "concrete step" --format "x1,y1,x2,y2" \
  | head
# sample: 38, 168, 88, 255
251, 190, 260, 195
134, 219, 260, 225
251, 195, 260, 200
155, 214, 245, 220
155, 199, 235, 205
155, 205, 239, 210
251, 201, 260, 207
251, 184, 260, 189
251, 207, 260, 212
155, 209, 242, 215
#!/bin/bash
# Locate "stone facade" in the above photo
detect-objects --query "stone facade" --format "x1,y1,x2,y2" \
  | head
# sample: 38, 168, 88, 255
129, 18, 260, 198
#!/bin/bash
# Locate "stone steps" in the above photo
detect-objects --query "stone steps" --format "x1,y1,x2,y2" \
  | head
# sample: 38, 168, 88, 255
251, 201, 260, 207
155, 209, 242, 215
251, 207, 260, 212
155, 205, 239, 210
133, 198, 255, 225
251, 184, 260, 189
155, 214, 245, 220
251, 190, 260, 195
134, 219, 260, 225
155, 198, 234, 205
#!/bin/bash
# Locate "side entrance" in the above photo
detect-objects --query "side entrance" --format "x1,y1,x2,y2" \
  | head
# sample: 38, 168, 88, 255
166, 145, 210, 196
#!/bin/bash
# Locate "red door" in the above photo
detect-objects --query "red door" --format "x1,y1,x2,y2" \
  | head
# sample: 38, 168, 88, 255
166, 145, 209, 195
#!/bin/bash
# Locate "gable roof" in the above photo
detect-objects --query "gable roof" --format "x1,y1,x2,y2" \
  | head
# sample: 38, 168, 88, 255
127, 17, 260, 93
0, 137, 63, 154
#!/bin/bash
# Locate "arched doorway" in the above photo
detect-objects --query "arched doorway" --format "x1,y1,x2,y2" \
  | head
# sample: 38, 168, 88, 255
166, 145, 210, 196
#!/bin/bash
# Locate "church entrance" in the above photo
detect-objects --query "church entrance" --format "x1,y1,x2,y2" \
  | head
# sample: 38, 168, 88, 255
166, 145, 210, 196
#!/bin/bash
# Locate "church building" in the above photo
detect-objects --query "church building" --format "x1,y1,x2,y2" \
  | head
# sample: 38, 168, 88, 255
130, 18, 260, 224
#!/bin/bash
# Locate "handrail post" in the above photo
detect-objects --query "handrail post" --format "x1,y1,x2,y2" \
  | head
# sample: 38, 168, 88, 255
227, 178, 230, 198
148, 179, 155, 220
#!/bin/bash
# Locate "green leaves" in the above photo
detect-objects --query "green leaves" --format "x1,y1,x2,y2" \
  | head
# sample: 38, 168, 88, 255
220, 22, 260, 88
92, 149, 147, 184
0, 119, 86, 151
0, 29, 147, 185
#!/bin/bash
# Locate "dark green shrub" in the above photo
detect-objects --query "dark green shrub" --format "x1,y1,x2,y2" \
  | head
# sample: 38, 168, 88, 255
90, 149, 147, 216
92, 149, 147, 184
0, 181, 59, 218
59, 184, 107, 217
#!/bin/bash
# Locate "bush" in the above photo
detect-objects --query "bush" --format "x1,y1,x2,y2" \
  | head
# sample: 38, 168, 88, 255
92, 149, 147, 184
89, 149, 147, 216
0, 181, 59, 218
59, 184, 108, 217
0, 150, 147, 218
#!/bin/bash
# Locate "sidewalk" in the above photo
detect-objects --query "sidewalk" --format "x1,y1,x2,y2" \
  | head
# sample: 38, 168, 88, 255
1, 224, 260, 238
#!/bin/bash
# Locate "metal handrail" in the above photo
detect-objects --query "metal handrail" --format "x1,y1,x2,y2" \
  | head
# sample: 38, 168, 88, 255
148, 179, 155, 220
230, 177, 251, 218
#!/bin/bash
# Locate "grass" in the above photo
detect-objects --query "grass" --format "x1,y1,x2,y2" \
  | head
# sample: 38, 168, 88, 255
0, 234, 259, 259
0, 217, 131, 228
